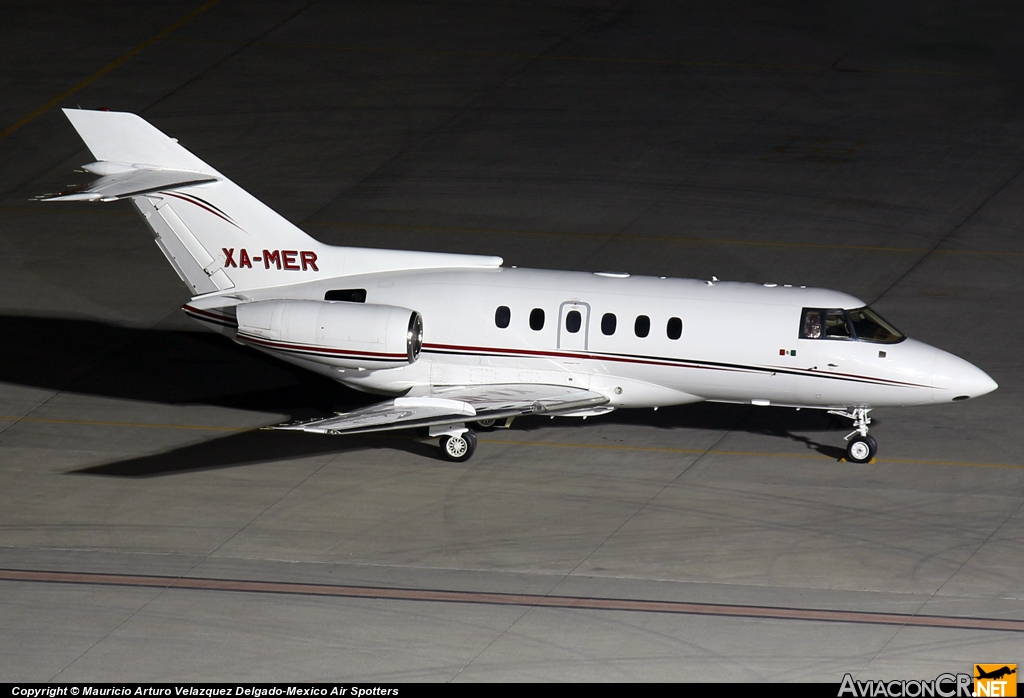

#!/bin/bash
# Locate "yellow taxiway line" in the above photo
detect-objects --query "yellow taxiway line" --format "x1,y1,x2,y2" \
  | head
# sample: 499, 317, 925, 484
1, 414, 1019, 470
0, 0, 221, 141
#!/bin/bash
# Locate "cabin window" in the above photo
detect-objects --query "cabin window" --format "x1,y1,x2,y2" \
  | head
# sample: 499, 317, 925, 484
565, 310, 581, 333
530, 308, 545, 331
634, 315, 650, 338
667, 317, 682, 340
601, 313, 616, 335
324, 289, 366, 302
495, 306, 510, 329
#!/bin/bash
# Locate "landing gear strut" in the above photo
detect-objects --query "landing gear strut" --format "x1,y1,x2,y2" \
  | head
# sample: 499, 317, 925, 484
829, 407, 877, 463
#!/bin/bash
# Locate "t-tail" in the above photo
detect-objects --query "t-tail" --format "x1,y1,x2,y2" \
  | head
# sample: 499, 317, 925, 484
43, 109, 502, 296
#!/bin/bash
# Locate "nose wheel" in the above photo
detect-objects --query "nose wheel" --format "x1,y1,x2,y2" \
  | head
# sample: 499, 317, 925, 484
439, 430, 477, 462
829, 407, 877, 463
845, 434, 877, 463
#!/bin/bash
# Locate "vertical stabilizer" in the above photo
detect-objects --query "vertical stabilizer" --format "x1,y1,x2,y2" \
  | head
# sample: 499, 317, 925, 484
51, 110, 503, 296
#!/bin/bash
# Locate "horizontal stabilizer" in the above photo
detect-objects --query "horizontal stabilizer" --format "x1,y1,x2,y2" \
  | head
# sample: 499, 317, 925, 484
50, 109, 504, 295
38, 166, 218, 202
61, 109, 216, 173
270, 384, 610, 436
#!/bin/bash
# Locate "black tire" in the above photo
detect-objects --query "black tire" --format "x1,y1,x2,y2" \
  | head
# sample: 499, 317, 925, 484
846, 435, 877, 463
474, 418, 497, 430
440, 431, 477, 462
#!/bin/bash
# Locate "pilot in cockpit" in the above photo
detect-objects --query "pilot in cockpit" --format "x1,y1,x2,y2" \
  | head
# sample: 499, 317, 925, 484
802, 310, 822, 339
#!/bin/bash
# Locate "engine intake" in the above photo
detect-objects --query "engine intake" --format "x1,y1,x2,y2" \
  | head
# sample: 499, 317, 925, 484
236, 299, 423, 369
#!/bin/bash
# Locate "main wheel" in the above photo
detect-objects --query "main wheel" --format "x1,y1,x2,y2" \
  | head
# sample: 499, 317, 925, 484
846, 435, 877, 463
474, 418, 497, 430
440, 431, 477, 462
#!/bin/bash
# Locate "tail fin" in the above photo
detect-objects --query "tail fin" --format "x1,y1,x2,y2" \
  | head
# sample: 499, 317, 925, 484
47, 109, 502, 296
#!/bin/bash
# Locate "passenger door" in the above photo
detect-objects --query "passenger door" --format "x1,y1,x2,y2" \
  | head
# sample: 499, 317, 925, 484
557, 301, 590, 352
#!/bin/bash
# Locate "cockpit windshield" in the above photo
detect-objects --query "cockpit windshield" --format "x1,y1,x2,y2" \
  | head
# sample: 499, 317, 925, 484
800, 306, 904, 344
847, 307, 903, 343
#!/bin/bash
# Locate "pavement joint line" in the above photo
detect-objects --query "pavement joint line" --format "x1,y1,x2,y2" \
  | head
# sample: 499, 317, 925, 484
2, 413, 1018, 470
1, 568, 1021, 633
166, 37, 1000, 77
480, 437, 1024, 470
549, 426, 736, 626
0, 205, 136, 217
294, 10, 589, 231
870, 163, 1024, 307
575, 46, 845, 274
861, 487, 1024, 668
0, 415, 243, 432
7, 209, 1022, 257
7, 206, 1023, 256
0, 0, 222, 141
303, 221, 1024, 257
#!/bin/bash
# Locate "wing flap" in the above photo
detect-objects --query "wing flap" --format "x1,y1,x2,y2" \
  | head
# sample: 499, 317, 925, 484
270, 384, 610, 436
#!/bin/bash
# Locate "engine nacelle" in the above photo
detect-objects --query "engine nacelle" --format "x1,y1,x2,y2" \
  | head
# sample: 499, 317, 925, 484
236, 299, 423, 370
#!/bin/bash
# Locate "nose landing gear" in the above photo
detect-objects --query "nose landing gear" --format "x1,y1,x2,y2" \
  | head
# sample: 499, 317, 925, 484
829, 407, 877, 463
846, 433, 877, 463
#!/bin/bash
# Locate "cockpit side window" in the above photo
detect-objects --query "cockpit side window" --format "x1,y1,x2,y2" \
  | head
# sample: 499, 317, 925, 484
800, 309, 823, 339
799, 308, 853, 340
800, 306, 905, 343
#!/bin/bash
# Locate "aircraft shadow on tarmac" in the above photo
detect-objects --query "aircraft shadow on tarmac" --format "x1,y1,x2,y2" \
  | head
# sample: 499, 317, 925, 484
0, 315, 851, 476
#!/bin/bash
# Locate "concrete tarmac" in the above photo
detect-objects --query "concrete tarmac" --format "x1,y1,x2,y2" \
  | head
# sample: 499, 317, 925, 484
1, 0, 1023, 682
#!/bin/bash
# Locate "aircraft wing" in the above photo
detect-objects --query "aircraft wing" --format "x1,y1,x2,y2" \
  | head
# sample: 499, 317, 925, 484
37, 167, 217, 202
269, 384, 611, 436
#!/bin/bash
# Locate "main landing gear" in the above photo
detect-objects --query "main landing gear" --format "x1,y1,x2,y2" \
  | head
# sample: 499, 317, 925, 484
433, 418, 509, 462
440, 431, 477, 462
434, 426, 478, 462
828, 407, 877, 463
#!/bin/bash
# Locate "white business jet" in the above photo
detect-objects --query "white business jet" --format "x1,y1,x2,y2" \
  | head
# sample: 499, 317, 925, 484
42, 109, 997, 463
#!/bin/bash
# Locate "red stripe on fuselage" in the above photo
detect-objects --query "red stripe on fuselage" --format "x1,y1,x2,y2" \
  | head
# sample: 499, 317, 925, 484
238, 333, 407, 360
425, 342, 770, 374
182, 304, 238, 328
422, 342, 929, 388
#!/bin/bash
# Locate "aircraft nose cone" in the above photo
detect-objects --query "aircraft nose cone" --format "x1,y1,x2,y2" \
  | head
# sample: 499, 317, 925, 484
932, 350, 998, 402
